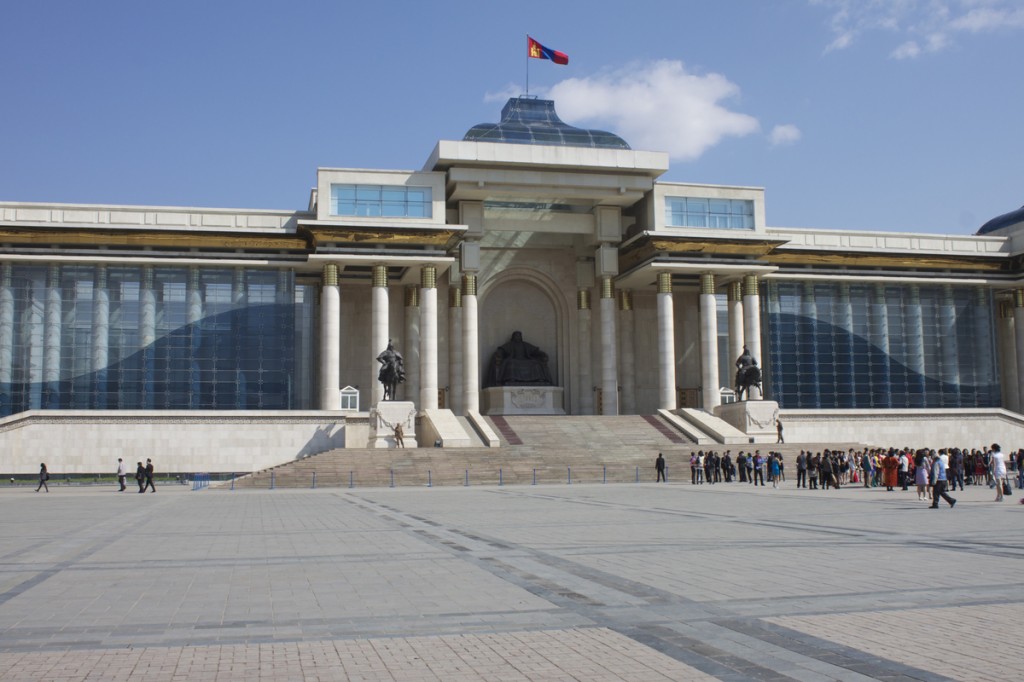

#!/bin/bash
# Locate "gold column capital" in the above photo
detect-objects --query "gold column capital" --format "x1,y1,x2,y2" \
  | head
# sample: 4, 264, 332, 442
421, 265, 437, 289
405, 285, 419, 307
449, 286, 462, 308
1015, 289, 1024, 308
577, 288, 591, 310
372, 264, 388, 288
657, 271, 672, 294
700, 273, 715, 295
462, 273, 477, 297
322, 263, 338, 287
618, 290, 633, 311
742, 274, 758, 297
728, 280, 742, 302
600, 276, 614, 299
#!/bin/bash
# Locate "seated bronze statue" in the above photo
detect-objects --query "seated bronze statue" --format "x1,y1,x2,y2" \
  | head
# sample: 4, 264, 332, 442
485, 331, 553, 387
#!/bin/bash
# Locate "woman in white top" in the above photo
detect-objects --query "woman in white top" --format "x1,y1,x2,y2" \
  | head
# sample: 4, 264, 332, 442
990, 443, 1007, 502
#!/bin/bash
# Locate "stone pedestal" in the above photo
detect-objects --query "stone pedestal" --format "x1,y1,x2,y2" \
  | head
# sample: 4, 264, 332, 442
369, 401, 418, 448
714, 400, 780, 443
483, 386, 565, 415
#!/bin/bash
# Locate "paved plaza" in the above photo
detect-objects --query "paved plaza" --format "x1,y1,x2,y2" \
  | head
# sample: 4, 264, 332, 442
0, 478, 1021, 681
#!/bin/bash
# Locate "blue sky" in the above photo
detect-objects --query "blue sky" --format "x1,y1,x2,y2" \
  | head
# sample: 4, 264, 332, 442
1, 0, 1021, 234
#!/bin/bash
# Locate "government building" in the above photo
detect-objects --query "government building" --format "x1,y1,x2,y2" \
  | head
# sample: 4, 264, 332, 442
3, 97, 1023, 474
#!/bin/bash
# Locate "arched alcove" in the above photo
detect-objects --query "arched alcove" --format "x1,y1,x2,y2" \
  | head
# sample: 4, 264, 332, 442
478, 269, 571, 398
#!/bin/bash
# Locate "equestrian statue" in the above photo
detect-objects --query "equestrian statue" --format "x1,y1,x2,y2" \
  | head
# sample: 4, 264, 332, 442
376, 339, 406, 401
734, 346, 762, 402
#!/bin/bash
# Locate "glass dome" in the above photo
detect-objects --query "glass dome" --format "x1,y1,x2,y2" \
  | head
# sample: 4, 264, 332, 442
977, 205, 1024, 235
464, 97, 630, 150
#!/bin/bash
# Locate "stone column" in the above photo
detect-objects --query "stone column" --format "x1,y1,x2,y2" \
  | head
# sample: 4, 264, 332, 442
742, 274, 762, 400
599, 276, 618, 415
462, 274, 479, 413
905, 285, 926, 407
577, 288, 594, 415
370, 265, 389, 406
404, 286, 420, 407
1000, 300, 1019, 412
801, 282, 821, 409
870, 283, 892, 408
838, 283, 856, 406
700, 274, 720, 411
618, 289, 635, 414
1013, 291, 1024, 412
939, 284, 960, 406
727, 281, 744, 374
88, 265, 110, 409
656, 272, 676, 411
319, 264, 341, 410
973, 287, 994, 405
419, 265, 438, 410
232, 267, 247, 409
0, 264, 14, 415
139, 266, 156, 409
187, 266, 203, 409
43, 265, 61, 408
448, 283, 464, 415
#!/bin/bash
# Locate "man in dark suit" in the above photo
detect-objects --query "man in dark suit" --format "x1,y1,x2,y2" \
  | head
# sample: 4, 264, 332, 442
144, 458, 156, 493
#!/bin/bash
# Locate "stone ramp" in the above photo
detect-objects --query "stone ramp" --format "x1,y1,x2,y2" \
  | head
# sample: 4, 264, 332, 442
484, 414, 691, 451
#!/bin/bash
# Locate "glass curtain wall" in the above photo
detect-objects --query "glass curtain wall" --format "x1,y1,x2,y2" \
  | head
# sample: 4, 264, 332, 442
0, 264, 316, 416
764, 281, 999, 409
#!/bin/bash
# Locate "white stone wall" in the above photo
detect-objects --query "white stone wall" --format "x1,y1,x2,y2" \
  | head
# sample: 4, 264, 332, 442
783, 408, 1024, 451
0, 411, 355, 475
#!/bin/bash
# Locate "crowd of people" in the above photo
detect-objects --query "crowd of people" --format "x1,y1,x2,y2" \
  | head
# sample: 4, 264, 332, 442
673, 444, 1023, 505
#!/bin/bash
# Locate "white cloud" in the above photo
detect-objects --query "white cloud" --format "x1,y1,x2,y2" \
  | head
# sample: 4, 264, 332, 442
812, 0, 1024, 58
483, 84, 521, 104
542, 60, 760, 161
769, 124, 802, 147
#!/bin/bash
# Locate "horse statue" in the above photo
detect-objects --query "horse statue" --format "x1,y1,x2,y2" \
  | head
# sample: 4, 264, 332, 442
734, 346, 762, 401
735, 362, 762, 401
376, 340, 405, 401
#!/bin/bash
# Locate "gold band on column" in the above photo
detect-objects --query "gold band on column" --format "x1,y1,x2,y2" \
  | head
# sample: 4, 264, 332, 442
728, 281, 742, 302
1001, 300, 1014, 318
142, 265, 154, 289
449, 286, 462, 308
48, 264, 60, 288
742, 274, 758, 297
371, 264, 387, 288
657, 272, 672, 295
618, 290, 633, 311
1014, 290, 1024, 308
1, 263, 11, 288
577, 288, 591, 310
700, 273, 715, 295
421, 265, 436, 289
322, 263, 338, 287
462, 273, 477, 297
600, 276, 614, 299
405, 285, 419, 307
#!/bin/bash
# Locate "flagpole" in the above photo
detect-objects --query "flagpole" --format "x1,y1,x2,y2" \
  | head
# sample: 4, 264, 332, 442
525, 34, 529, 96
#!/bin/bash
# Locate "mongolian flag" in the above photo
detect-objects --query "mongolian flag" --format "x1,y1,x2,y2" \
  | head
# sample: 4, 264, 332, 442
527, 36, 569, 65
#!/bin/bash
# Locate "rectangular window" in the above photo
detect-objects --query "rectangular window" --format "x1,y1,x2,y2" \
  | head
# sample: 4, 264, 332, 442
330, 184, 432, 219
665, 197, 753, 229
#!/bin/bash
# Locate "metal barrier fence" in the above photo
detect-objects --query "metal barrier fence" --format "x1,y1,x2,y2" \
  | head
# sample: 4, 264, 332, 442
191, 473, 211, 490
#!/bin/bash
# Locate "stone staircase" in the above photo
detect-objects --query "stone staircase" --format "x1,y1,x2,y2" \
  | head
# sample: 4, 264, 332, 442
225, 414, 866, 489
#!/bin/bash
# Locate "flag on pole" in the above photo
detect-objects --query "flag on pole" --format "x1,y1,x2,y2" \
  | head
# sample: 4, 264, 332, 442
527, 36, 569, 65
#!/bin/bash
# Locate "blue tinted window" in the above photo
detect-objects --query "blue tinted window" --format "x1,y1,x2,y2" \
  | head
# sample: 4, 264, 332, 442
330, 184, 432, 219
665, 197, 754, 229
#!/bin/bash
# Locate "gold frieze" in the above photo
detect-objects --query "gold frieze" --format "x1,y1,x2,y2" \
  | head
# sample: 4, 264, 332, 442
0, 227, 306, 251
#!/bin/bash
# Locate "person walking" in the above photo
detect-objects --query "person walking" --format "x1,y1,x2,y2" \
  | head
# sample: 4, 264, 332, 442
143, 458, 156, 493
990, 443, 1007, 502
135, 461, 146, 493
655, 452, 666, 482
35, 463, 49, 492
776, 418, 784, 444
116, 458, 127, 492
770, 455, 781, 489
930, 452, 957, 509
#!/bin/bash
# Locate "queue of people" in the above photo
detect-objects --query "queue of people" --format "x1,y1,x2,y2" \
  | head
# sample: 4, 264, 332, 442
675, 443, 1021, 504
